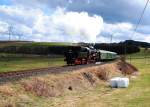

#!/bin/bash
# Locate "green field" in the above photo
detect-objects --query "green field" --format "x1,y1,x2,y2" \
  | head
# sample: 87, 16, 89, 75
0, 58, 149, 107
45, 50, 150, 107
91, 58, 150, 107
0, 48, 149, 73
127, 48, 150, 58
0, 41, 74, 47
46, 49, 150, 107
0, 49, 149, 107
0, 53, 65, 73
64, 58, 150, 107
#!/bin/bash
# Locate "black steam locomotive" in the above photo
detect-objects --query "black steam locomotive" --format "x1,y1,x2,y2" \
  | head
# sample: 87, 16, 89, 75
64, 46, 118, 65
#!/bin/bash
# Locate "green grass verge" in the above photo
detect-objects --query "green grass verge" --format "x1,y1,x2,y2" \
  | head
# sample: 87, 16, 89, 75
0, 56, 65, 73
97, 58, 150, 107
127, 48, 150, 58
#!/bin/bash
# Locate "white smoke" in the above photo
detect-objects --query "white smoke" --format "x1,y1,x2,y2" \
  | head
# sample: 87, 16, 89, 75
52, 8, 104, 42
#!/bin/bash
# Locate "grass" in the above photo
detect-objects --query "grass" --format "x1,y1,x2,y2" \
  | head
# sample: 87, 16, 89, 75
42, 58, 150, 107
44, 50, 150, 107
29, 42, 73, 46
97, 58, 150, 107
0, 54, 65, 73
75, 49, 150, 107
0, 49, 150, 107
0, 41, 75, 48
127, 48, 150, 58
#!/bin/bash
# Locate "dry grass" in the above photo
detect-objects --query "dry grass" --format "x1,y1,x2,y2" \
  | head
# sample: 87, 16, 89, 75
0, 59, 138, 107
116, 60, 138, 75
0, 84, 16, 96
21, 67, 111, 98
20, 59, 137, 98
22, 78, 61, 97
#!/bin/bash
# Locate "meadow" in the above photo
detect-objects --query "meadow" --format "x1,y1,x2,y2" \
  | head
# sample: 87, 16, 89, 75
0, 53, 65, 73
71, 58, 150, 107
40, 49, 150, 107
0, 48, 149, 107
40, 50, 149, 107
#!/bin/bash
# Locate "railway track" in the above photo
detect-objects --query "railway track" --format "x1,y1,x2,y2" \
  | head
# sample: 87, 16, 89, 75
0, 62, 111, 83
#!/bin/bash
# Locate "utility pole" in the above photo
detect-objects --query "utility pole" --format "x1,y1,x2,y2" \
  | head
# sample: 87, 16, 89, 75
124, 40, 127, 61
109, 34, 113, 51
18, 33, 23, 41
8, 25, 13, 41
110, 34, 113, 43
128, 0, 150, 63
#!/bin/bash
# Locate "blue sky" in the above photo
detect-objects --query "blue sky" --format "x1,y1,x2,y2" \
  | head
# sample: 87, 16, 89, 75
0, 0, 150, 43
0, 0, 12, 5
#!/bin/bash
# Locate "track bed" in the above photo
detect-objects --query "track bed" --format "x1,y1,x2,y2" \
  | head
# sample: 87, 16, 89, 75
0, 62, 111, 83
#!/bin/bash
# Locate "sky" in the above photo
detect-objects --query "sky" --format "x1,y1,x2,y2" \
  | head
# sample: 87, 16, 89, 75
0, 0, 150, 43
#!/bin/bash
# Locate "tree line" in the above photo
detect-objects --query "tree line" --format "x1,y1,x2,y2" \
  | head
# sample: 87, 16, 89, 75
0, 45, 68, 55
0, 42, 140, 55
94, 43, 140, 54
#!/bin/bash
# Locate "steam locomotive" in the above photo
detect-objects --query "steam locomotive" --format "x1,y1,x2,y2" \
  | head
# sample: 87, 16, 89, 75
64, 46, 118, 65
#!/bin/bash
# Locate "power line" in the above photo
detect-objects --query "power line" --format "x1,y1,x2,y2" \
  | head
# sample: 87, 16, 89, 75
0, 24, 24, 41
132, 0, 150, 38
129, 0, 150, 63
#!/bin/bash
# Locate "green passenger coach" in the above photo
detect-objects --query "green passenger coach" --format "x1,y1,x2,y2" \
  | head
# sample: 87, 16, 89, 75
97, 50, 118, 61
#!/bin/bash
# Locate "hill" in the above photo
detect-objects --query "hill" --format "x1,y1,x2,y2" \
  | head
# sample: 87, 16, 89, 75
0, 41, 74, 47
123, 40, 150, 48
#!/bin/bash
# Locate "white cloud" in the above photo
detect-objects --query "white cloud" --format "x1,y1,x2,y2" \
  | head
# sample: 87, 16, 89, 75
103, 22, 133, 34
133, 32, 150, 43
144, 36, 150, 42
0, 21, 8, 33
0, 5, 43, 27
100, 22, 150, 43
0, 6, 104, 42
101, 22, 134, 42
0, 3, 149, 43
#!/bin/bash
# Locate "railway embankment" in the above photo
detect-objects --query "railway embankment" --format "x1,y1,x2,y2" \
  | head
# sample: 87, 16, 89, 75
0, 60, 138, 106
21, 60, 138, 97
